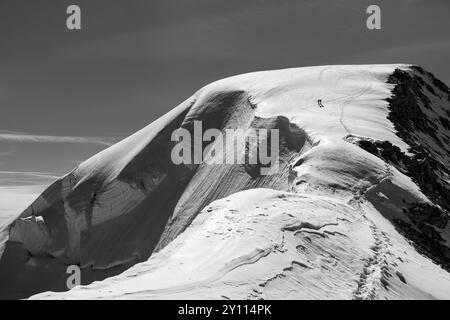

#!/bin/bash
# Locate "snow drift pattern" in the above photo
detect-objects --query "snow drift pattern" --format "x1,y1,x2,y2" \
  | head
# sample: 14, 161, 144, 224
0, 64, 449, 299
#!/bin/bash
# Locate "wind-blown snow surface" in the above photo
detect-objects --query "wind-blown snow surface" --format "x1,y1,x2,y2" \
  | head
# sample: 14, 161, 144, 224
34, 187, 450, 299
2, 64, 450, 299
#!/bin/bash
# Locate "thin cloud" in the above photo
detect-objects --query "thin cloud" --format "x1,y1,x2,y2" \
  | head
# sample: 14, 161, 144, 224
0, 130, 27, 135
0, 171, 60, 187
0, 151, 14, 156
0, 171, 60, 179
0, 132, 117, 146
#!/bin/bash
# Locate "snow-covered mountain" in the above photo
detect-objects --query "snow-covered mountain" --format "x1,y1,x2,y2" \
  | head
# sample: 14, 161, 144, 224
0, 64, 449, 299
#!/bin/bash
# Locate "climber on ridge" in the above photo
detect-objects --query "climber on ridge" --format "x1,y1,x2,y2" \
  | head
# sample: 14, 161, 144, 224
318, 99, 324, 108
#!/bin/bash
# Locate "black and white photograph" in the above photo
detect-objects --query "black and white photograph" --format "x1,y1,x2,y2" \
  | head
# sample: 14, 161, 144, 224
0, 0, 449, 306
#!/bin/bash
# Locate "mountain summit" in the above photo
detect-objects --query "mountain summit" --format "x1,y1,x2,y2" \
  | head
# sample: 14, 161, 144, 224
1, 64, 449, 299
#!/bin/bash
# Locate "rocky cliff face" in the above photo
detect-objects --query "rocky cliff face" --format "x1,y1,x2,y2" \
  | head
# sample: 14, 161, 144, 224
1, 64, 449, 299
357, 66, 450, 271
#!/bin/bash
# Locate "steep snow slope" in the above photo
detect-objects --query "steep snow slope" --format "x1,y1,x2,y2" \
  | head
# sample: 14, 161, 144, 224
33, 187, 450, 300
1, 64, 450, 299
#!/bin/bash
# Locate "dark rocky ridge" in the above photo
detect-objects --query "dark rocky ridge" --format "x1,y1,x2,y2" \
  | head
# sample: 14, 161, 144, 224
1, 65, 450, 299
347, 66, 450, 271
386, 66, 450, 163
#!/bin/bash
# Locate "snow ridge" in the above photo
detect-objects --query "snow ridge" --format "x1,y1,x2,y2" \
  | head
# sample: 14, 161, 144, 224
1, 64, 449, 299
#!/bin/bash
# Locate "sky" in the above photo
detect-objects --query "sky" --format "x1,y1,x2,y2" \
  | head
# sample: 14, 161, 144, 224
0, 0, 449, 217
